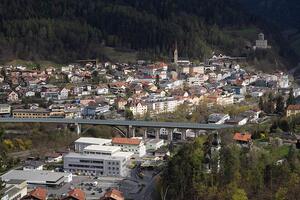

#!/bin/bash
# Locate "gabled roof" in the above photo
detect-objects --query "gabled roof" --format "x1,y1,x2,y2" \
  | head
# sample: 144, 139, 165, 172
287, 104, 300, 111
112, 137, 141, 145
64, 188, 85, 200
233, 133, 252, 142
100, 188, 124, 200
22, 187, 47, 200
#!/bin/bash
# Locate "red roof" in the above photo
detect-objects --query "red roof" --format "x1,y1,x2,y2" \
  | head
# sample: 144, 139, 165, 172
112, 137, 141, 145
22, 187, 47, 200
287, 104, 300, 111
233, 133, 252, 142
65, 188, 85, 200
100, 188, 124, 200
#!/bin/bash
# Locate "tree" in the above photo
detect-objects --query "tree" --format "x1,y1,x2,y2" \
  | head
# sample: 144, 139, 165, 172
287, 88, 295, 106
259, 97, 264, 111
155, 74, 160, 89
232, 188, 248, 200
275, 187, 287, 200
275, 95, 285, 115
125, 109, 134, 120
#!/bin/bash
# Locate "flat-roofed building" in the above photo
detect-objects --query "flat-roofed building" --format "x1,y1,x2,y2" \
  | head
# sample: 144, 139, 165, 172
83, 145, 121, 156
63, 149, 133, 177
74, 137, 112, 153
12, 109, 50, 118
0, 104, 11, 116
112, 137, 146, 157
0, 180, 27, 200
1, 170, 72, 187
145, 139, 164, 151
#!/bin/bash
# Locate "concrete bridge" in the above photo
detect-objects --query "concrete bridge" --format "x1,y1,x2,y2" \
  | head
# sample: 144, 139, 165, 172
0, 118, 233, 138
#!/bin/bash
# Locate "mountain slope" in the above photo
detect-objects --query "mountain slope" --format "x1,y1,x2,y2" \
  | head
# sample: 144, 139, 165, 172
0, 0, 296, 67
241, 0, 300, 59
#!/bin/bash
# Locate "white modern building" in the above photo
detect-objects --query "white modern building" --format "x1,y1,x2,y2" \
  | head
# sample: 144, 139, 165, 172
111, 137, 146, 157
64, 145, 133, 177
74, 137, 112, 153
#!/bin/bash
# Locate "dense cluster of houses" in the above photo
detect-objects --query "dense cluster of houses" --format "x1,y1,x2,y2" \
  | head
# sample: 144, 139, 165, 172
0, 54, 293, 121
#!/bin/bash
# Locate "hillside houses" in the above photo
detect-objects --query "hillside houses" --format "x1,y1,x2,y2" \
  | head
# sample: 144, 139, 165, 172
0, 54, 295, 125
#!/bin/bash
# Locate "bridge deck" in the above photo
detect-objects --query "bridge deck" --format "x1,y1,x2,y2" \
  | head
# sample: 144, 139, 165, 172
0, 118, 233, 130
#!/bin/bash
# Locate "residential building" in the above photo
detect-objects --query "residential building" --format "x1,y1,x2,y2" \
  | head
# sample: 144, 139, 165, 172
225, 117, 248, 126
7, 91, 18, 102
111, 137, 146, 157
129, 102, 147, 116
145, 139, 164, 151
233, 132, 252, 148
21, 187, 47, 200
0, 104, 11, 116
100, 188, 124, 200
208, 113, 230, 124
62, 189, 85, 200
12, 109, 50, 118
286, 104, 300, 117
59, 88, 69, 100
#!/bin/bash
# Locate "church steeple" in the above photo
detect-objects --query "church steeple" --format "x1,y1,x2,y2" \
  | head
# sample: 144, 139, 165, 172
174, 41, 178, 65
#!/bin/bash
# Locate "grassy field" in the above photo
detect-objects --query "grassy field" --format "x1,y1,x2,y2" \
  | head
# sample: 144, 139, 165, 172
101, 47, 137, 63
4, 59, 61, 69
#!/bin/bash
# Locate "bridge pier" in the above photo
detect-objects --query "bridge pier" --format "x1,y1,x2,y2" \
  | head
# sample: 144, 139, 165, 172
155, 129, 160, 139
75, 123, 81, 135
143, 129, 148, 139
127, 125, 135, 138
168, 130, 173, 141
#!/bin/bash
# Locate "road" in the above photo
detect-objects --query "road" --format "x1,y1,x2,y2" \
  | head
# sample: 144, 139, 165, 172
0, 117, 233, 130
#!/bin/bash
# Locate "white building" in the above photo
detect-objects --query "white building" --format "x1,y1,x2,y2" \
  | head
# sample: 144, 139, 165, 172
1, 170, 72, 187
0, 180, 27, 200
208, 113, 230, 124
74, 137, 112, 153
0, 104, 11, 115
129, 102, 148, 116
111, 137, 146, 157
254, 33, 271, 49
64, 145, 133, 177
145, 139, 164, 151
278, 75, 289, 88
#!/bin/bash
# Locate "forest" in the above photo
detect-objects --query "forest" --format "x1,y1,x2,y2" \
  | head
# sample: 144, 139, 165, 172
0, 0, 296, 65
162, 136, 300, 200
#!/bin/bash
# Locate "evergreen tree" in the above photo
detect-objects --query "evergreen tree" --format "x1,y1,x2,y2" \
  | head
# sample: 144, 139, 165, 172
275, 95, 285, 115
287, 88, 295, 106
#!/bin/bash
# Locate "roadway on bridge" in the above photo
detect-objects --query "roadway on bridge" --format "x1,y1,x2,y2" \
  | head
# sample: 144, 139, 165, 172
0, 118, 233, 130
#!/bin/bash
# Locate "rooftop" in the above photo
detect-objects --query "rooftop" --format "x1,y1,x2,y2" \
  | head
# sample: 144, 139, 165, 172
64, 152, 132, 160
83, 145, 120, 154
1, 170, 70, 186
287, 104, 300, 111
75, 137, 111, 145
233, 133, 252, 142
64, 188, 85, 200
100, 188, 124, 200
23, 187, 47, 200
112, 137, 141, 145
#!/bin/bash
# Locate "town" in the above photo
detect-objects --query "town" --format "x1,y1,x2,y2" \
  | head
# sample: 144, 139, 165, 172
1, 36, 300, 200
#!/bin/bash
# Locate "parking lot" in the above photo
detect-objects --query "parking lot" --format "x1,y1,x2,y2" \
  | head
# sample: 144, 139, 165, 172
44, 176, 121, 199
42, 167, 158, 200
